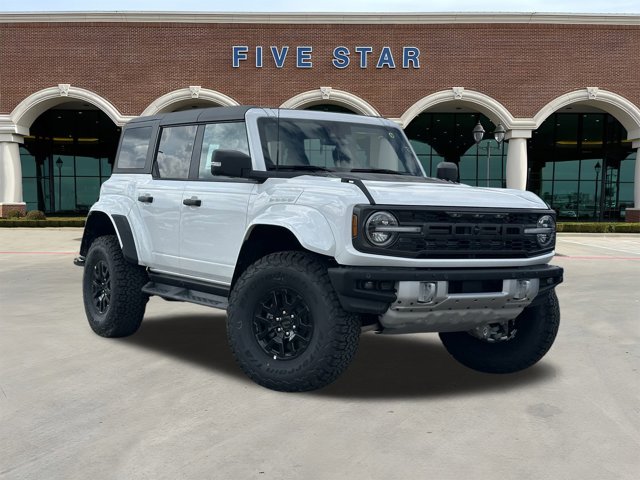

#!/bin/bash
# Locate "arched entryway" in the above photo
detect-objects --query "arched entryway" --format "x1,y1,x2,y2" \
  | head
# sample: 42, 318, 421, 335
7, 86, 125, 214
141, 87, 239, 116
21, 103, 120, 213
401, 89, 519, 186
531, 89, 640, 221
406, 109, 507, 185
303, 103, 357, 114
280, 88, 379, 116
530, 107, 636, 221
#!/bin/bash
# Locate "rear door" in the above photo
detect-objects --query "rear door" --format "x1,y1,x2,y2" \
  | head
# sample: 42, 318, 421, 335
134, 124, 198, 273
180, 121, 255, 285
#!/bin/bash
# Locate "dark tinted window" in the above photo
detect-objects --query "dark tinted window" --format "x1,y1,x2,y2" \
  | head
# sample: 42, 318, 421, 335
156, 125, 197, 179
257, 118, 421, 175
117, 126, 152, 169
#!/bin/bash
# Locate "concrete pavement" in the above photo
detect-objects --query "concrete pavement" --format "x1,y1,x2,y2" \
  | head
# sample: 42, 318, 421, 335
0, 229, 638, 479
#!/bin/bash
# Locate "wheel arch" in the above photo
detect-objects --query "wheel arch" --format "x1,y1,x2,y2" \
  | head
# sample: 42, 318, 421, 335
80, 211, 139, 265
231, 224, 332, 288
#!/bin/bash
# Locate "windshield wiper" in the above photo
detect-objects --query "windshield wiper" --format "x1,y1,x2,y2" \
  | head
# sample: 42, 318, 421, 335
349, 168, 411, 175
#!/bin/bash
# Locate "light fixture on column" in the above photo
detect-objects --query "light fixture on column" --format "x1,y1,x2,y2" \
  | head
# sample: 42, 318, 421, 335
56, 157, 63, 212
594, 161, 601, 220
473, 121, 506, 187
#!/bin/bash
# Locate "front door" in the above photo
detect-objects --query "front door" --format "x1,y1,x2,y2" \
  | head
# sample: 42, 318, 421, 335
179, 122, 255, 285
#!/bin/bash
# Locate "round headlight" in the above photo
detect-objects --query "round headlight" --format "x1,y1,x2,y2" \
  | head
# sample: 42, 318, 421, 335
537, 215, 556, 247
365, 211, 399, 247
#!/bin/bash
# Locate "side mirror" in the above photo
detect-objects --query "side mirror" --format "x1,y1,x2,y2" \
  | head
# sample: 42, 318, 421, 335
211, 150, 253, 177
436, 161, 458, 182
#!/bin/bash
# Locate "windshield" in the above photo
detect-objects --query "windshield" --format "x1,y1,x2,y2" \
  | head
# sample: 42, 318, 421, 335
257, 117, 423, 176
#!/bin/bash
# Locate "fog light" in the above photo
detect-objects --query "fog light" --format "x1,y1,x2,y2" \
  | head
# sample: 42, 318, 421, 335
514, 280, 531, 300
418, 282, 437, 303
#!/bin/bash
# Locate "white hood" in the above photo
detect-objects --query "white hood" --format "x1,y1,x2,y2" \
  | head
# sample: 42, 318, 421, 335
362, 180, 548, 209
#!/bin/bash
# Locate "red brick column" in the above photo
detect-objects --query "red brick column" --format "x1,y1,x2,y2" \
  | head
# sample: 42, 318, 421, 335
625, 208, 640, 223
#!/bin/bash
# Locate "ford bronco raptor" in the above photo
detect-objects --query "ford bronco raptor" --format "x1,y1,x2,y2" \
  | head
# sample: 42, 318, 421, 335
76, 106, 563, 391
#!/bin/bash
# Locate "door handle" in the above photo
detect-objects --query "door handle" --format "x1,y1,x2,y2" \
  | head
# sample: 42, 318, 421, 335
183, 197, 202, 207
137, 194, 154, 203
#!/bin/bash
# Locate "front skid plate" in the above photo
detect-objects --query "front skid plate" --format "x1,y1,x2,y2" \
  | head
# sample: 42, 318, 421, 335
379, 279, 539, 333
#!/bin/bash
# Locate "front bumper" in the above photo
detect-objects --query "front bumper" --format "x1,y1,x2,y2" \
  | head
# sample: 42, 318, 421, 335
327, 264, 563, 332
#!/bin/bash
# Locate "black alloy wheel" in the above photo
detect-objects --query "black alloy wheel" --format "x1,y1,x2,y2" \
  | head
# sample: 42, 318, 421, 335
91, 260, 112, 315
252, 287, 314, 360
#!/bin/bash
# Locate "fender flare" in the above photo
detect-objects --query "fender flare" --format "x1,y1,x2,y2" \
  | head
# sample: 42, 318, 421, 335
247, 204, 337, 257
81, 211, 139, 265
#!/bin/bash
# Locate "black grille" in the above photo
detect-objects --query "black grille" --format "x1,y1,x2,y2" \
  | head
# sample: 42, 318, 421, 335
354, 206, 555, 259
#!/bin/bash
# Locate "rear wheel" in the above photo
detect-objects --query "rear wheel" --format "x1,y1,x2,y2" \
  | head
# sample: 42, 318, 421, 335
82, 235, 148, 337
227, 251, 360, 392
439, 290, 560, 373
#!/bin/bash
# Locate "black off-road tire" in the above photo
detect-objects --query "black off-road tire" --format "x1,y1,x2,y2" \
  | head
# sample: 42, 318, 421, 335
82, 235, 149, 337
439, 290, 560, 374
227, 251, 360, 392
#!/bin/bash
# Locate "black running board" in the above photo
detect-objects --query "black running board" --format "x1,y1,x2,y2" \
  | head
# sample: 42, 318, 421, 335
142, 281, 229, 310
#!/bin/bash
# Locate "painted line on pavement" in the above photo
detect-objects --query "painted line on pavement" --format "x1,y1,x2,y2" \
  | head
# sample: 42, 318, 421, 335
0, 251, 76, 255
557, 239, 640, 256
556, 256, 640, 260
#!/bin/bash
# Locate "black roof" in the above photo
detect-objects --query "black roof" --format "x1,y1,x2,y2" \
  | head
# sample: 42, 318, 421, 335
127, 106, 256, 126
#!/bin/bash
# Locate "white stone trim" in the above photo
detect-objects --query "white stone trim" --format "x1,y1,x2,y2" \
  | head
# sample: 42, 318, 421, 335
189, 85, 201, 99
452, 87, 464, 100
10, 85, 130, 128
141, 87, 239, 116
2, 12, 640, 25
505, 129, 533, 140
0, 132, 25, 143
505, 137, 528, 191
398, 89, 518, 129
58, 83, 70, 96
533, 88, 640, 140
279, 88, 380, 117
0, 140, 23, 203
635, 147, 640, 208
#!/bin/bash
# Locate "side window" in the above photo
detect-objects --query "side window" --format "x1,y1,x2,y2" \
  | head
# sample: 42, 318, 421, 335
198, 122, 249, 179
155, 125, 198, 179
116, 126, 152, 169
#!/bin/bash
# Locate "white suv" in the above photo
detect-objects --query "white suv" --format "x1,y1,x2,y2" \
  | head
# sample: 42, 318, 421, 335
76, 107, 563, 392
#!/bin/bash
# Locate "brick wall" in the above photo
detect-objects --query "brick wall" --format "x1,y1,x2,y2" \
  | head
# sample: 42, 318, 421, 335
1, 21, 640, 119
626, 208, 640, 222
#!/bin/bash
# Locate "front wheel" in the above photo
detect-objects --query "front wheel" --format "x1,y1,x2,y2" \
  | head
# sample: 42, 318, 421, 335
226, 252, 360, 392
439, 290, 560, 374
82, 235, 149, 337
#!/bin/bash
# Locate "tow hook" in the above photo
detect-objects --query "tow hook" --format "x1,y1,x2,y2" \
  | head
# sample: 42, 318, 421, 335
470, 321, 517, 343
73, 256, 86, 267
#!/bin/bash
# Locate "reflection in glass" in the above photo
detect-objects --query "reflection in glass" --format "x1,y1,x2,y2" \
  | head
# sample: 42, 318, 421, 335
199, 122, 250, 179
20, 108, 119, 213
118, 127, 152, 169
529, 112, 635, 221
404, 112, 507, 185
156, 125, 197, 179
75, 156, 100, 176
22, 178, 38, 211
76, 178, 101, 210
